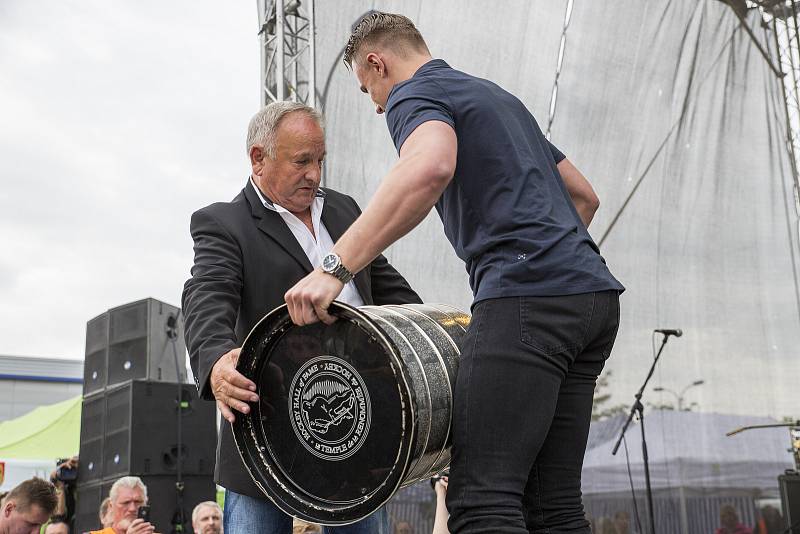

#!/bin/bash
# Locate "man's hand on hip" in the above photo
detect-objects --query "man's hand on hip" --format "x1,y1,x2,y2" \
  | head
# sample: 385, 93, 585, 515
210, 347, 259, 423
285, 268, 344, 326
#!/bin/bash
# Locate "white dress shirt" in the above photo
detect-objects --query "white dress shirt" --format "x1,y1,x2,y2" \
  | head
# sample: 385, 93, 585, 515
251, 178, 365, 307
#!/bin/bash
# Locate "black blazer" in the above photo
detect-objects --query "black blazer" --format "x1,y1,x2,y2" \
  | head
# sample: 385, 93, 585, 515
181, 180, 421, 497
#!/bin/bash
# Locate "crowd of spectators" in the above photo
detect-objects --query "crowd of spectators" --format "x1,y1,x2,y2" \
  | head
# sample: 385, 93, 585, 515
0, 474, 221, 534
0, 465, 790, 534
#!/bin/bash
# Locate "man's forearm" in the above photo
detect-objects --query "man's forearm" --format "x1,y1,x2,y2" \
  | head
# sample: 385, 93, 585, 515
573, 198, 599, 228
556, 158, 599, 228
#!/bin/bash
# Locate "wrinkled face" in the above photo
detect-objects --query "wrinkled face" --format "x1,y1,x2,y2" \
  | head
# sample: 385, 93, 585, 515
353, 57, 393, 115
254, 112, 325, 214
193, 505, 222, 534
0, 501, 50, 534
111, 486, 146, 527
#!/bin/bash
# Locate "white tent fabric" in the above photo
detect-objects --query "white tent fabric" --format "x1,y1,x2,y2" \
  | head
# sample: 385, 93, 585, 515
314, 0, 800, 419
312, 2, 800, 530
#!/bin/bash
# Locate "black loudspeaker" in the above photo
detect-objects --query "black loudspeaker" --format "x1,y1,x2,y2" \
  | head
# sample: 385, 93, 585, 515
74, 475, 214, 534
78, 394, 105, 482
74, 479, 110, 533
780, 473, 800, 533
83, 298, 187, 396
78, 380, 215, 482
101, 380, 215, 478
107, 299, 186, 387
84, 313, 109, 395
140, 475, 216, 534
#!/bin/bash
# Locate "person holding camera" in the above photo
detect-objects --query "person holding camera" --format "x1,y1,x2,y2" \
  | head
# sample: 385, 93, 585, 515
49, 457, 78, 527
89, 477, 155, 534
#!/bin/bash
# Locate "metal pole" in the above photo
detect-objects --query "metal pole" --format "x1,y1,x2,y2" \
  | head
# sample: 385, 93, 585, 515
275, 0, 286, 101
308, 0, 316, 109
772, 17, 800, 197
290, 14, 298, 102
257, 0, 267, 107
638, 406, 657, 534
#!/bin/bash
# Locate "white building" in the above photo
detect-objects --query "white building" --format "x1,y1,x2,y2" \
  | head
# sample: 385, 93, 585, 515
0, 354, 83, 422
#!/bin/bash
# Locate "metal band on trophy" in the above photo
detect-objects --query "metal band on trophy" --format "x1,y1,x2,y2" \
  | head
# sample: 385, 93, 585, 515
232, 301, 470, 525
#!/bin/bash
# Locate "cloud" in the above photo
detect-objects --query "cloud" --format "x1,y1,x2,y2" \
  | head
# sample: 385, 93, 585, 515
0, 0, 259, 358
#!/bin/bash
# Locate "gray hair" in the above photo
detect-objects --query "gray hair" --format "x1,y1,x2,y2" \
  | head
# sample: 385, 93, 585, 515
109, 476, 148, 503
246, 102, 324, 158
192, 500, 222, 524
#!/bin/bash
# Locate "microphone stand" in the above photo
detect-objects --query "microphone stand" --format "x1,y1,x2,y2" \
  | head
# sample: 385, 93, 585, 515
612, 333, 675, 534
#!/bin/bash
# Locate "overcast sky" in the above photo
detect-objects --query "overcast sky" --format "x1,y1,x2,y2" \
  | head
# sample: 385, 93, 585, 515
0, 1, 259, 359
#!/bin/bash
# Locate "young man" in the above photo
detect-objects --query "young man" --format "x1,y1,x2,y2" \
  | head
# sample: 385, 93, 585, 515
0, 478, 57, 534
285, 12, 624, 533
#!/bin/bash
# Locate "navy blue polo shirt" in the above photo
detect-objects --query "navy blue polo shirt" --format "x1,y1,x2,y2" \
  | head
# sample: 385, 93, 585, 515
385, 59, 624, 303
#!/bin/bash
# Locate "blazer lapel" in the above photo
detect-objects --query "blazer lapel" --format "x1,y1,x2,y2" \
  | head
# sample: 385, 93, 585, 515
321, 197, 372, 304
245, 181, 314, 273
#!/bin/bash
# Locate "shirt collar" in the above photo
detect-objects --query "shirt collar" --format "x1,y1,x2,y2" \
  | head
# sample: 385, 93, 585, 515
387, 59, 450, 104
414, 58, 449, 76
249, 176, 325, 213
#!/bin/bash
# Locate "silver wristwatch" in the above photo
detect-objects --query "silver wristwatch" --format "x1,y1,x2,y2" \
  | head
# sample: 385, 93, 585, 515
321, 253, 354, 284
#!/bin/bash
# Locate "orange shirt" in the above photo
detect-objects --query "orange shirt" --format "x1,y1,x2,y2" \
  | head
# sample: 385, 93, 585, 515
89, 528, 115, 534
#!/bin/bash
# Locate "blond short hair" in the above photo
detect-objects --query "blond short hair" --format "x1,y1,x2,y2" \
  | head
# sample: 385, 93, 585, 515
343, 11, 429, 67
5, 478, 57, 514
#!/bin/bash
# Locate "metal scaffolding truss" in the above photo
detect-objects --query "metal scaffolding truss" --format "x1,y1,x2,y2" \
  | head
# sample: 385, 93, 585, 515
758, 1, 800, 211
256, 0, 316, 108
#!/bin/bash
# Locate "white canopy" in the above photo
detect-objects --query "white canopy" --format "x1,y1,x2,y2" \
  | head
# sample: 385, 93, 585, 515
583, 410, 794, 494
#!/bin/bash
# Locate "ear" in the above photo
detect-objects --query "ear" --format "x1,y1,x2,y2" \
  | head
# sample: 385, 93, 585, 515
250, 145, 265, 175
365, 52, 386, 77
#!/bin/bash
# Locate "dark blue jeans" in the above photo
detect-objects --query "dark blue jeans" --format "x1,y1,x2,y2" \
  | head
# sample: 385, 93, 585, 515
446, 292, 620, 533
223, 490, 390, 534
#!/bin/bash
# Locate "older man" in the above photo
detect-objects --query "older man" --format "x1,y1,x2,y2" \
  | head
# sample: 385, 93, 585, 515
89, 477, 153, 534
191, 502, 222, 534
182, 101, 421, 534
0, 478, 57, 534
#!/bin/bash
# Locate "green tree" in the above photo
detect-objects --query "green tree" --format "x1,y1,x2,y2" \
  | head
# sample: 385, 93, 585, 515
592, 370, 628, 421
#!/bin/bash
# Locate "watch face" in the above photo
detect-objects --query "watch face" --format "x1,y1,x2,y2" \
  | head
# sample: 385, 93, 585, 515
322, 253, 339, 272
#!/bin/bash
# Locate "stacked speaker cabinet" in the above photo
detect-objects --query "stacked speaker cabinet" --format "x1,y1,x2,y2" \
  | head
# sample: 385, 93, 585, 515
780, 473, 800, 533
102, 381, 215, 478
83, 298, 187, 394
77, 299, 215, 534
84, 313, 109, 395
